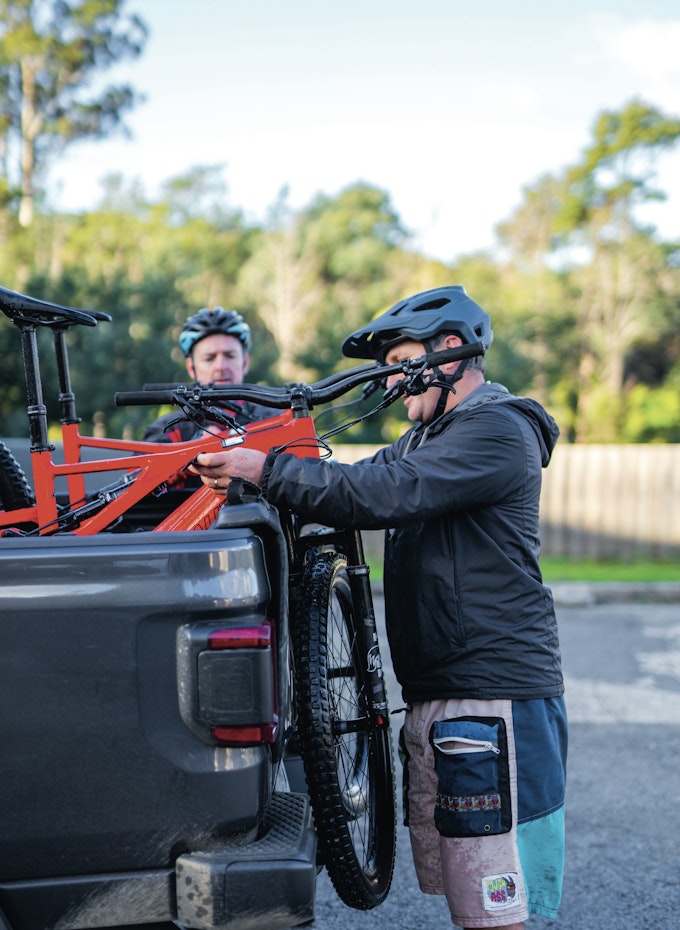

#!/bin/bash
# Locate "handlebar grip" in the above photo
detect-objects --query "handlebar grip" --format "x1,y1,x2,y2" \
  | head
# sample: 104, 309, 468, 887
115, 390, 176, 406
424, 341, 486, 368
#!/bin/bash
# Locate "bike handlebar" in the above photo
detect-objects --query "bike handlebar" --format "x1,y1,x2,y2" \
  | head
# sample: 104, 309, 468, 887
115, 342, 486, 410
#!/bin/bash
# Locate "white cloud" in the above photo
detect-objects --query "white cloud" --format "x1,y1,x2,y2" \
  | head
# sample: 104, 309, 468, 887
604, 19, 680, 80
591, 15, 680, 111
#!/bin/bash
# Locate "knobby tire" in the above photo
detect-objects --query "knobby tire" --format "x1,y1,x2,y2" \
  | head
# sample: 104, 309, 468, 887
0, 441, 34, 511
293, 552, 396, 909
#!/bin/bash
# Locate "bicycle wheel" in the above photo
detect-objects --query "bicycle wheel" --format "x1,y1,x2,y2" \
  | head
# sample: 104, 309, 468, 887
293, 552, 396, 909
0, 441, 34, 510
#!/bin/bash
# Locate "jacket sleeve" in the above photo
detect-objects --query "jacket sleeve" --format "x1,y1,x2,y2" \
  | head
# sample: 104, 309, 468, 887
261, 407, 533, 529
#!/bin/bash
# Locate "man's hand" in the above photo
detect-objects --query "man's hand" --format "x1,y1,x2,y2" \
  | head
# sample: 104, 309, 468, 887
189, 448, 267, 495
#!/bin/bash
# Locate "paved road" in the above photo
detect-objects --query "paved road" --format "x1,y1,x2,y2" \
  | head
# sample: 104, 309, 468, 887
307, 593, 680, 930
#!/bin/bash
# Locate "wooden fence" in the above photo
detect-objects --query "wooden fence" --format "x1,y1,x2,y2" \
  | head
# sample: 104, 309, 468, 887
539, 444, 680, 559
333, 444, 680, 560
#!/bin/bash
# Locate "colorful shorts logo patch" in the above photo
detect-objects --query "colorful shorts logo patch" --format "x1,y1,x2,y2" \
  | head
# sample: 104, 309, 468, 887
481, 872, 521, 912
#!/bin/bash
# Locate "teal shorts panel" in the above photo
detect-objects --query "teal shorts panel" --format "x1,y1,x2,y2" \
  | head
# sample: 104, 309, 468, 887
517, 804, 565, 918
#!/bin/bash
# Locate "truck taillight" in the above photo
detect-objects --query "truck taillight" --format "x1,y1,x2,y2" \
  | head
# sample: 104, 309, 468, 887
211, 721, 279, 745
201, 620, 278, 746
208, 624, 273, 650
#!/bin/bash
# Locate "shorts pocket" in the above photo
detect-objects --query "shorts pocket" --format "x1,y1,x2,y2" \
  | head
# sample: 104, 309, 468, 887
430, 716, 512, 838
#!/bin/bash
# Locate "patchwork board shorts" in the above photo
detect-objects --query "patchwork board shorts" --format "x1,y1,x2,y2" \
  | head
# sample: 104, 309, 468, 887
401, 696, 567, 928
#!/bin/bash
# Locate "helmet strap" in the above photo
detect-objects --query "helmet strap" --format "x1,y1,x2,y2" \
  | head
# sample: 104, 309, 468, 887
424, 338, 468, 422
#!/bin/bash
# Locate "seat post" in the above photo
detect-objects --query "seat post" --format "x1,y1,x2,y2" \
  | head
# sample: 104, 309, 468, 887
19, 323, 53, 452
53, 326, 79, 424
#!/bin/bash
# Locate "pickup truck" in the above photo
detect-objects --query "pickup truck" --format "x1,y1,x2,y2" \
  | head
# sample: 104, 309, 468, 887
0, 485, 317, 930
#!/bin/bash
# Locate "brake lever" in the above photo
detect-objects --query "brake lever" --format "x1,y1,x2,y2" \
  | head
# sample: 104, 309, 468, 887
361, 377, 386, 400
173, 394, 240, 431
380, 380, 406, 404
374, 360, 434, 405
399, 357, 440, 397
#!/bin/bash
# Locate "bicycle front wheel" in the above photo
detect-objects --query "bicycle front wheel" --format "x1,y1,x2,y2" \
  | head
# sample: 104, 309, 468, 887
293, 552, 396, 909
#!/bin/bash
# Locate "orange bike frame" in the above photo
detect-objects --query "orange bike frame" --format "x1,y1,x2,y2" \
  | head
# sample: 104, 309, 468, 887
0, 410, 320, 536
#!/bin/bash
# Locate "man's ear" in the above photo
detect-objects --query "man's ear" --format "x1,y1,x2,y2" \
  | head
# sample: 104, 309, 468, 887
242, 353, 250, 377
439, 334, 464, 373
185, 357, 196, 380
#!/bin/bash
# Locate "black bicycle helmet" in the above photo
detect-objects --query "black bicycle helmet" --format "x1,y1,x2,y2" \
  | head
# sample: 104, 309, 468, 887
179, 307, 251, 357
342, 286, 493, 361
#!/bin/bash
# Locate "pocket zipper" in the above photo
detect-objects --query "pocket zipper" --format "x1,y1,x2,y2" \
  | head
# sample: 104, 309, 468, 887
433, 737, 500, 756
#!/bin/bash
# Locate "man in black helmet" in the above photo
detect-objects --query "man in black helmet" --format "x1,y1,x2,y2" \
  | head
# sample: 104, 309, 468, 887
189, 286, 567, 930
143, 306, 261, 443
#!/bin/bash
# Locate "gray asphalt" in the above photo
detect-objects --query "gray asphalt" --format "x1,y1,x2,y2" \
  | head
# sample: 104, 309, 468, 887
307, 588, 680, 930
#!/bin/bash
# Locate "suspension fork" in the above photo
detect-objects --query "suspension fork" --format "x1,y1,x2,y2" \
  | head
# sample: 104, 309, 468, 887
343, 529, 389, 722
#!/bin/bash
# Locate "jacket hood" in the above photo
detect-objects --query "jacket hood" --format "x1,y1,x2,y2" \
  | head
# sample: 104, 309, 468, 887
443, 382, 560, 466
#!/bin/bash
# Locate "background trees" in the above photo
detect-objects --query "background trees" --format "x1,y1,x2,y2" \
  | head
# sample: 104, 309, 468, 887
557, 100, 680, 441
0, 13, 678, 453
493, 99, 680, 443
0, 0, 147, 227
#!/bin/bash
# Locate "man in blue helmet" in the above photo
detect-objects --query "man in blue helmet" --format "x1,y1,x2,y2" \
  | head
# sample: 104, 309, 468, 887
189, 286, 567, 930
143, 306, 261, 443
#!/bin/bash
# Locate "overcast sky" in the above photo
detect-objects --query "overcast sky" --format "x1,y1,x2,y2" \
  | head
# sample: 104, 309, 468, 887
49, 0, 680, 262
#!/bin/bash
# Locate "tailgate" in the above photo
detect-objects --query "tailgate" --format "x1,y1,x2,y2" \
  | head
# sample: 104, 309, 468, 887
0, 527, 281, 882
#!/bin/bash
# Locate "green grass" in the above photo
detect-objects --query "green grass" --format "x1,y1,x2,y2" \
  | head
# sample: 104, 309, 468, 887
540, 556, 680, 583
365, 554, 680, 583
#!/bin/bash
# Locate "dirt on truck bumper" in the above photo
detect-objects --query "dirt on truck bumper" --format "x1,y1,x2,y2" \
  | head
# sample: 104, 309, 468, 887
176, 792, 316, 930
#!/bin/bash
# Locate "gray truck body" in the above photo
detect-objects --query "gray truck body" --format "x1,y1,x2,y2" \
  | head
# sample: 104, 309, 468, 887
0, 505, 317, 930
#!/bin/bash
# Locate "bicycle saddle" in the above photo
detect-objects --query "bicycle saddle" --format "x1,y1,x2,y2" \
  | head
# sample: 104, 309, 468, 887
0, 284, 111, 328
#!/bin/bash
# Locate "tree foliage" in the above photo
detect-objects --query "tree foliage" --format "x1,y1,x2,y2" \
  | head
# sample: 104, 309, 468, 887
495, 98, 680, 443
0, 0, 147, 226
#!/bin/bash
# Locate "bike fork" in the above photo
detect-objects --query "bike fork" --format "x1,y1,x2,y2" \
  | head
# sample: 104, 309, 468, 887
344, 530, 389, 723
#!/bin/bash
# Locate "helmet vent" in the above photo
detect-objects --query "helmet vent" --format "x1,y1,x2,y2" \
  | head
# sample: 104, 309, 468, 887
403, 297, 449, 315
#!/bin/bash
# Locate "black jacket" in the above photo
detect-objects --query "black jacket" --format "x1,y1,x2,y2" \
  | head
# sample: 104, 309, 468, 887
261, 383, 563, 703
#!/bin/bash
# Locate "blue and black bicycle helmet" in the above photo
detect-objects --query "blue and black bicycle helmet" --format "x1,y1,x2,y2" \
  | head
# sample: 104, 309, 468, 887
179, 307, 251, 357
342, 286, 493, 362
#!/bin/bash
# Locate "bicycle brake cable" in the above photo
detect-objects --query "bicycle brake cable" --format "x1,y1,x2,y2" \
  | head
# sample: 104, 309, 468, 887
317, 380, 405, 443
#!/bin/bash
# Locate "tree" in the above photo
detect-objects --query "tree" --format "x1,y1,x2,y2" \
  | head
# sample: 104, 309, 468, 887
237, 220, 324, 383
557, 99, 680, 440
236, 184, 408, 384
495, 174, 576, 408
295, 183, 409, 376
0, 0, 147, 227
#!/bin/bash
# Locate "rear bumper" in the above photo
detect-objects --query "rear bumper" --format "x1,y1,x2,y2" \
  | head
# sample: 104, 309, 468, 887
0, 793, 317, 930
177, 792, 317, 930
